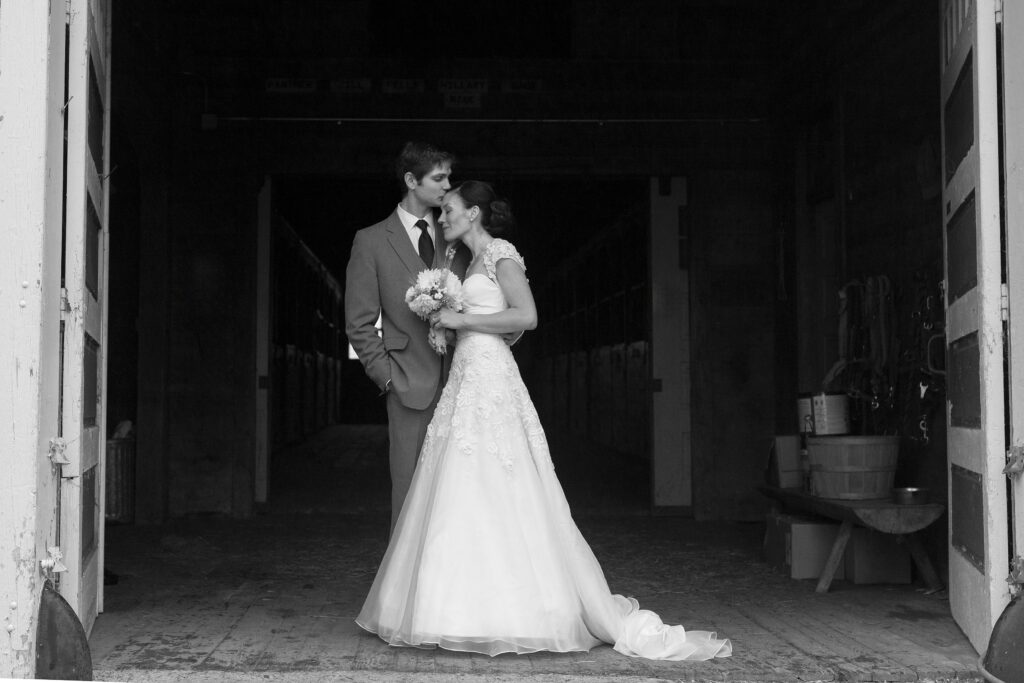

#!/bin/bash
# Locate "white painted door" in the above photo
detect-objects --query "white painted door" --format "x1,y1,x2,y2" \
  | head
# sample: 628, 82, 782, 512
1002, 0, 1024, 601
649, 177, 692, 510
939, 0, 1009, 653
59, 0, 111, 634
0, 2, 71, 676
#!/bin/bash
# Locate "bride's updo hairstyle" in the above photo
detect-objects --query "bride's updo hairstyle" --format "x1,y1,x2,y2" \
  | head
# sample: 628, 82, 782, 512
453, 180, 516, 237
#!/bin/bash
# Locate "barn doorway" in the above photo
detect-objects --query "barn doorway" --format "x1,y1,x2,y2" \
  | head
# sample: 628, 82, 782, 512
89, 2, 992, 677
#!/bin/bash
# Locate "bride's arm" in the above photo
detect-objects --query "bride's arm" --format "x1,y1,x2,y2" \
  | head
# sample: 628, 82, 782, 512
433, 259, 537, 334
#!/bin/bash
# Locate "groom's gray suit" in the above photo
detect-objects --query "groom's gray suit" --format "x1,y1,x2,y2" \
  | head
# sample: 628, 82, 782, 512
345, 209, 468, 530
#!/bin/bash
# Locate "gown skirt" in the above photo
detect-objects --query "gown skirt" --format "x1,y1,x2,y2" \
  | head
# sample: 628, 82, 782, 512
356, 324, 732, 661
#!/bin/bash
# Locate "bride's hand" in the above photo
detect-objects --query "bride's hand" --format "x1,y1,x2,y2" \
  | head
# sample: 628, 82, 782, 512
430, 309, 462, 330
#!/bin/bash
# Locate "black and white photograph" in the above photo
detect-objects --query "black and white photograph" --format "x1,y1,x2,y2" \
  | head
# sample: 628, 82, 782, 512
2, 1, 1024, 681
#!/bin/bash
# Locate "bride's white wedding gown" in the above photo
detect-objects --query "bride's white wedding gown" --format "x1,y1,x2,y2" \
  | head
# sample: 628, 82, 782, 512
356, 240, 732, 661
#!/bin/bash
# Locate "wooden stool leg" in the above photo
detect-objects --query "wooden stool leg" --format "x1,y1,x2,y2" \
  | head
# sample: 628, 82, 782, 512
905, 533, 944, 592
816, 519, 853, 593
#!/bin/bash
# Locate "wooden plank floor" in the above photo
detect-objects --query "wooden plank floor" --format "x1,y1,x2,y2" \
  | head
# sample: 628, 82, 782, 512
90, 425, 983, 682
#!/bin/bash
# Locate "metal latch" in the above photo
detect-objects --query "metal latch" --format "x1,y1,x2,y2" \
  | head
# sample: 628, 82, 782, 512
1008, 556, 1024, 598
48, 437, 69, 466
40, 547, 67, 577
1005, 445, 1024, 477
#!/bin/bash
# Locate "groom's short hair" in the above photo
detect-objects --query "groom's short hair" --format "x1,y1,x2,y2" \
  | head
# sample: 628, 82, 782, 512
395, 141, 455, 190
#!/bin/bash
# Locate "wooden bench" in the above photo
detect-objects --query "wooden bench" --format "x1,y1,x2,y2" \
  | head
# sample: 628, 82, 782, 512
759, 486, 946, 593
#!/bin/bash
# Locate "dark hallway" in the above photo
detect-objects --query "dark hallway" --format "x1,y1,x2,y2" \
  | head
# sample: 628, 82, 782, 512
266, 172, 655, 513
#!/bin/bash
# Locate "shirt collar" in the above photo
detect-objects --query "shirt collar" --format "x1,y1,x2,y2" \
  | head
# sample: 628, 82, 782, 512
396, 204, 434, 233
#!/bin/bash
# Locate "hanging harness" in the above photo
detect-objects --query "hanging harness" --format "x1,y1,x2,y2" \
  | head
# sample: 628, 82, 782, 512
822, 275, 895, 427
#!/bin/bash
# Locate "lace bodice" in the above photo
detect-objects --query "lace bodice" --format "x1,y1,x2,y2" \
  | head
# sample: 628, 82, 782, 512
418, 240, 544, 476
481, 239, 525, 282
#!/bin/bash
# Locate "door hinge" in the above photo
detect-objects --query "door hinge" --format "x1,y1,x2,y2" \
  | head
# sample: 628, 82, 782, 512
59, 287, 70, 320
996, 0, 1004, 23
1001, 283, 1010, 322
64, 0, 71, 24
1009, 556, 1024, 597
1005, 445, 1024, 478
40, 547, 67, 577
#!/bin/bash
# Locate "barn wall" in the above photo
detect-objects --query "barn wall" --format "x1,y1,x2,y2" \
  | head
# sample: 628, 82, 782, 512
525, 124, 775, 519
164, 129, 262, 516
691, 161, 776, 520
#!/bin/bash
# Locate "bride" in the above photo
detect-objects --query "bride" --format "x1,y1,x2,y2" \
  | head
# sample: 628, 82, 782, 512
356, 180, 732, 661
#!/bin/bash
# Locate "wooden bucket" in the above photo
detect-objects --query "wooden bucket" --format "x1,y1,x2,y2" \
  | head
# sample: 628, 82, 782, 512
807, 435, 899, 500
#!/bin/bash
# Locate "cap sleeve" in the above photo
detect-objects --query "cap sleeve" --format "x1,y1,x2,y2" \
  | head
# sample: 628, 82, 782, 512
483, 239, 526, 282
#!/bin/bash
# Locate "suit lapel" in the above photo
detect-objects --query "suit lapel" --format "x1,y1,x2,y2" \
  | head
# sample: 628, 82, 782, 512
385, 211, 426, 276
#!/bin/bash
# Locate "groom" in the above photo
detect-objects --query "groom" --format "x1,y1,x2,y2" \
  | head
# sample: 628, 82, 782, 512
345, 142, 468, 533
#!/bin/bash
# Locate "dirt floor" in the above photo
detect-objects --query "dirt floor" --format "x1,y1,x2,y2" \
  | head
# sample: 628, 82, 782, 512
88, 425, 983, 683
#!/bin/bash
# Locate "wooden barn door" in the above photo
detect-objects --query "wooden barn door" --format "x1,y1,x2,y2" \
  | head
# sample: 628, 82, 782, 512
59, 0, 112, 633
1002, 0, 1024, 613
939, 0, 1009, 653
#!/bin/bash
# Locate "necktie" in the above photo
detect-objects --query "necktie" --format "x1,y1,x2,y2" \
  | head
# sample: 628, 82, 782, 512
416, 219, 434, 267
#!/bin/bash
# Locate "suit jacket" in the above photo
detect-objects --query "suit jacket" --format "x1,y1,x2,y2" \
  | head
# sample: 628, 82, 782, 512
345, 209, 469, 410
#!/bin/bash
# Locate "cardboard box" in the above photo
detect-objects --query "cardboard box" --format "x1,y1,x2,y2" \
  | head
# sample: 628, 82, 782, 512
764, 510, 845, 580
844, 528, 912, 584
768, 435, 805, 489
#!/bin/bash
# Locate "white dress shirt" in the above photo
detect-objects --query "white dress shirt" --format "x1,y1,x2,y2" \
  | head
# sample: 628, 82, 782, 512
396, 204, 435, 256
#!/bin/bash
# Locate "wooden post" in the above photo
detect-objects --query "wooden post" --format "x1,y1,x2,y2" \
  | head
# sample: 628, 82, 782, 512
650, 177, 692, 511
0, 2, 68, 677
255, 178, 272, 503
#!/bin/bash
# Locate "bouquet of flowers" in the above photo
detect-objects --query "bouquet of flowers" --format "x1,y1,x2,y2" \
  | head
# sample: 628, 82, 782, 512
405, 267, 465, 354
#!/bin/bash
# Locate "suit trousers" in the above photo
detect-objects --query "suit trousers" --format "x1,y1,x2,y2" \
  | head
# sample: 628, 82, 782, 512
386, 382, 443, 534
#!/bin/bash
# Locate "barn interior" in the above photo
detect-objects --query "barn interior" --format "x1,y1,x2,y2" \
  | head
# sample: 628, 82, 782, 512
95, 1, 960, 674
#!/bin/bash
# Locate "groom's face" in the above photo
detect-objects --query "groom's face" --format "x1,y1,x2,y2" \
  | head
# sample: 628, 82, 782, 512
408, 163, 452, 208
